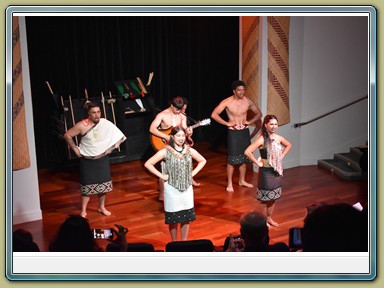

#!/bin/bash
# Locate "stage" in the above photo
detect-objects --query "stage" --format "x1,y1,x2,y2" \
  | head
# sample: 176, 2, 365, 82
13, 142, 368, 252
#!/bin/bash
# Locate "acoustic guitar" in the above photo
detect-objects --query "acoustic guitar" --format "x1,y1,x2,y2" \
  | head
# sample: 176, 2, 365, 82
150, 118, 211, 151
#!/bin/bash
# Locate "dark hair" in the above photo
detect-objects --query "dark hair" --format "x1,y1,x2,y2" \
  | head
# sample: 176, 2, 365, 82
169, 96, 184, 110
168, 126, 193, 147
302, 203, 367, 252
231, 80, 246, 91
49, 215, 101, 252
85, 101, 100, 112
181, 97, 189, 106
261, 114, 278, 146
13, 229, 40, 252
239, 211, 269, 245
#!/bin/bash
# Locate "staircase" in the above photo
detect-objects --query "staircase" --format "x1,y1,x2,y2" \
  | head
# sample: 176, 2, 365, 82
318, 147, 365, 180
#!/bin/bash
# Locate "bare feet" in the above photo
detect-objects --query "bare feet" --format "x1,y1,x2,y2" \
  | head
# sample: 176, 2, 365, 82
192, 179, 201, 187
226, 186, 234, 192
98, 208, 112, 216
80, 211, 87, 218
267, 217, 279, 227
239, 181, 254, 188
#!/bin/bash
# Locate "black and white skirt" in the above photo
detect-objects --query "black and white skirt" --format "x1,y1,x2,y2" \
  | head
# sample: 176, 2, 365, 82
79, 155, 113, 196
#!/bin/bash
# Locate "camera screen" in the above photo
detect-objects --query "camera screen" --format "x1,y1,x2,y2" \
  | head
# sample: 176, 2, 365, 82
289, 228, 302, 249
92, 228, 113, 239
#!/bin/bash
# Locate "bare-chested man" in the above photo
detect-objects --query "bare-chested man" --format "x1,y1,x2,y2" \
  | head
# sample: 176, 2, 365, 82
64, 102, 126, 217
149, 96, 192, 200
211, 80, 262, 192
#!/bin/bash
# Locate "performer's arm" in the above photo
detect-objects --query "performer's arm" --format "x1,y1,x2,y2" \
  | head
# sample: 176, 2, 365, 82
144, 149, 168, 181
64, 123, 82, 158
190, 148, 207, 177
245, 98, 263, 125
181, 114, 193, 137
244, 135, 264, 167
149, 113, 172, 142
211, 99, 232, 127
280, 136, 292, 159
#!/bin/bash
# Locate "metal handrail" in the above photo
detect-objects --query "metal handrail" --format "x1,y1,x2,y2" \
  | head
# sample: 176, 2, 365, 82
293, 95, 368, 128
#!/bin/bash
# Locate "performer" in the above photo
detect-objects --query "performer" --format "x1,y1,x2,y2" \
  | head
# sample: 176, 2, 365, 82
244, 115, 292, 227
145, 126, 206, 241
64, 102, 126, 218
181, 97, 201, 187
149, 96, 192, 200
211, 80, 262, 192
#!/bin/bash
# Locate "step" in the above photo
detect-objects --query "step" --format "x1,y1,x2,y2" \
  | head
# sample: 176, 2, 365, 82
317, 159, 362, 180
334, 152, 362, 171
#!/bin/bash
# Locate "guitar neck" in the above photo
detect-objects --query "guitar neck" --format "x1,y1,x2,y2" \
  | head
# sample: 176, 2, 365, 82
190, 122, 201, 129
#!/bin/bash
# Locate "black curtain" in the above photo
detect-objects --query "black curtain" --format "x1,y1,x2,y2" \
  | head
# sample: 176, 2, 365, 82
25, 16, 239, 168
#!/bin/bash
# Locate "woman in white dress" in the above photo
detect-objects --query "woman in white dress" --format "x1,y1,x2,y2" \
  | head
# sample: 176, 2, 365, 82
144, 126, 206, 241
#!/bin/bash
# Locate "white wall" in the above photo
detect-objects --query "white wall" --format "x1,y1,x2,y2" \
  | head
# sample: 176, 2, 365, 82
12, 17, 42, 224
297, 16, 368, 165
253, 15, 369, 169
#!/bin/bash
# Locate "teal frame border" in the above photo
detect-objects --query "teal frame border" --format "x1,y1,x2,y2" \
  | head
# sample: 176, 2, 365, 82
5, 5, 377, 281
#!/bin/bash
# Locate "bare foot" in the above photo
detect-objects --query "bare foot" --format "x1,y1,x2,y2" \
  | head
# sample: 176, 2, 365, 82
98, 208, 112, 216
267, 217, 279, 227
192, 179, 201, 187
80, 211, 87, 218
226, 186, 234, 192
239, 181, 254, 188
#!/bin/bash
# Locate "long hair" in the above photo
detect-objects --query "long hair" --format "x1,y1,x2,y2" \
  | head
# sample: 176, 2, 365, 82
49, 215, 100, 252
168, 126, 193, 148
261, 114, 278, 146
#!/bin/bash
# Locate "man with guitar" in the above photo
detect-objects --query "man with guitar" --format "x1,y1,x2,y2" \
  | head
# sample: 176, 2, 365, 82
149, 97, 191, 201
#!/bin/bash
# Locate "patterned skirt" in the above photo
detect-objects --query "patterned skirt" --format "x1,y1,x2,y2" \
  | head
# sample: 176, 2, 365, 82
79, 156, 113, 196
257, 167, 282, 201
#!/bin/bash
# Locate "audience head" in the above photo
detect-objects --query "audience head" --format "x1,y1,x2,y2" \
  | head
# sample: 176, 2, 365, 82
49, 215, 101, 252
239, 211, 269, 246
302, 203, 367, 252
13, 229, 40, 252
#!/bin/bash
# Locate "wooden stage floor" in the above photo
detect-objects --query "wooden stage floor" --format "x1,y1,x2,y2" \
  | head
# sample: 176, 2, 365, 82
13, 141, 368, 252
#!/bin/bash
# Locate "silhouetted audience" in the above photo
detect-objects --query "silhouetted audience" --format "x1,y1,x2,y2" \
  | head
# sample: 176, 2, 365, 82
49, 215, 129, 252
49, 215, 102, 252
13, 229, 40, 252
302, 203, 367, 252
225, 211, 289, 252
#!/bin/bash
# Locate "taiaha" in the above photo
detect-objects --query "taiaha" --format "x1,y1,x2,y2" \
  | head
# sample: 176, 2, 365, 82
108, 91, 120, 152
100, 91, 108, 119
68, 94, 78, 146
